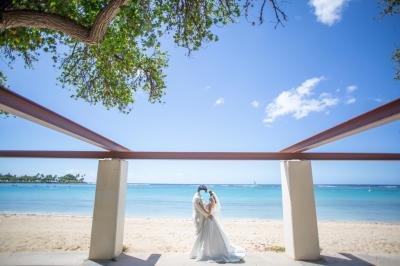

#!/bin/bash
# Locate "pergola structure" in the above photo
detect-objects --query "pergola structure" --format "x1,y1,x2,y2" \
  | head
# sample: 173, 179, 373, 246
1, 85, 400, 261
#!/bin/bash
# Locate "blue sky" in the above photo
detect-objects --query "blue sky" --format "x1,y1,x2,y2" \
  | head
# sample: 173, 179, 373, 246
1, 0, 399, 184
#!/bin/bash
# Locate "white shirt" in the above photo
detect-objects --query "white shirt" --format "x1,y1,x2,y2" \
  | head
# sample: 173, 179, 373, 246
192, 192, 208, 235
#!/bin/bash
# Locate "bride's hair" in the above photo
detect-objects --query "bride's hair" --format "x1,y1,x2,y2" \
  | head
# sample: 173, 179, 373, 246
209, 190, 217, 204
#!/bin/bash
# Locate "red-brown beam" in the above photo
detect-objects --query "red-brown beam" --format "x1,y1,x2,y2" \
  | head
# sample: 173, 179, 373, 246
281, 98, 400, 153
0, 151, 399, 160
0, 86, 129, 151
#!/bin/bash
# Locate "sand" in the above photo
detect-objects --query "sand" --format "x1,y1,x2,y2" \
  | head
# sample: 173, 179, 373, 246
0, 214, 399, 255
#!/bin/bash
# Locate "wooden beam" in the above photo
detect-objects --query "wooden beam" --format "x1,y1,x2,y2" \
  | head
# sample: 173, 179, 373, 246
0, 86, 129, 151
281, 98, 400, 153
0, 150, 399, 160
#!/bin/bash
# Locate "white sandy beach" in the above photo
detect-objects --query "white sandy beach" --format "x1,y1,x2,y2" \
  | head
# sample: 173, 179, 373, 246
0, 214, 399, 255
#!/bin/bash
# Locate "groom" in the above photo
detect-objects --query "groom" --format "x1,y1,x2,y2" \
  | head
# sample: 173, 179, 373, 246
192, 185, 212, 235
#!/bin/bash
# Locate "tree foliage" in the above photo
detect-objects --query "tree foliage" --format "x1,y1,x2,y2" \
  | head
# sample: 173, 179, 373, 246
393, 48, 400, 80
380, 0, 400, 16
0, 173, 86, 183
0, 0, 286, 113
380, 0, 400, 80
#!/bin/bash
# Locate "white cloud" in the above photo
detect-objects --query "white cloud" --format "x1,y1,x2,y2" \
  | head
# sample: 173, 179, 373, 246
309, 0, 348, 26
374, 98, 383, 103
203, 85, 212, 90
214, 97, 224, 106
251, 100, 260, 108
346, 85, 357, 93
345, 85, 357, 104
296, 76, 323, 95
346, 97, 356, 104
263, 77, 339, 123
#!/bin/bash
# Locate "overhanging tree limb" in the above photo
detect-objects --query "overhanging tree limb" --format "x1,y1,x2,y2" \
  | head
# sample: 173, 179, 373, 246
0, 0, 288, 113
0, 0, 129, 45
1, 10, 90, 41
89, 0, 130, 44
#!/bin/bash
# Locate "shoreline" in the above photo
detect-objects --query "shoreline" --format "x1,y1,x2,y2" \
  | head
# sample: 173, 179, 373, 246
1, 214, 399, 255
2, 182, 399, 185
1, 212, 399, 225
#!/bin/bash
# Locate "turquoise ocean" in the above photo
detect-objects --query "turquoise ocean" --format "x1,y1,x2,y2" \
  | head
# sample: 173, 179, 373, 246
0, 184, 399, 222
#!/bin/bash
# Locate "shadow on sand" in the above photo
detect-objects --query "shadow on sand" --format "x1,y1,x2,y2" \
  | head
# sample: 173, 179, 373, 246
305, 253, 375, 265
83, 252, 382, 265
86, 254, 161, 266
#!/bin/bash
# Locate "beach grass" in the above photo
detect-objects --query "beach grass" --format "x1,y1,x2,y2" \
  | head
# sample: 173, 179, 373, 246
269, 246, 285, 252
122, 245, 129, 253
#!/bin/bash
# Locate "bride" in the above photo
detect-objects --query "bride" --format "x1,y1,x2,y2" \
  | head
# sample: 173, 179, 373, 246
190, 186, 245, 263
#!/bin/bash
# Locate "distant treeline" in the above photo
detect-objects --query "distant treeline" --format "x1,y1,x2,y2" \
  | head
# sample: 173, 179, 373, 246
0, 173, 86, 183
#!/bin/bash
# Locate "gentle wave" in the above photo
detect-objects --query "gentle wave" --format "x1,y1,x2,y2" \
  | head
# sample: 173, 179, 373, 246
0, 183, 399, 221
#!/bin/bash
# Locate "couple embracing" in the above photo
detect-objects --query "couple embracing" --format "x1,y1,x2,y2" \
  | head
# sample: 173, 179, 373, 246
190, 185, 245, 263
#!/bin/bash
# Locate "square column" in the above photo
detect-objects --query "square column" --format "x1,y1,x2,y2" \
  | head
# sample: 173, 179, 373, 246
89, 159, 128, 260
280, 160, 320, 260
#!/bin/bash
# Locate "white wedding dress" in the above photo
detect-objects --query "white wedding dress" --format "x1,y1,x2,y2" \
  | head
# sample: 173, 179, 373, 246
190, 192, 245, 263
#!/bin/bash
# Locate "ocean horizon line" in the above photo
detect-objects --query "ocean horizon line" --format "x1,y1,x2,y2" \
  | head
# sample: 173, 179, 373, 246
88, 182, 400, 186
1, 183, 399, 222
2, 182, 400, 187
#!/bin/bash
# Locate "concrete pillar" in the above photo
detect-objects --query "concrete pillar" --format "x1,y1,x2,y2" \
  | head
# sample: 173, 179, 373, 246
280, 160, 320, 260
89, 159, 128, 260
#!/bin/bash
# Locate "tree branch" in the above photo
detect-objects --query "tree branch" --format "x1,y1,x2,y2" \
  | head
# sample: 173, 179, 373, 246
269, 0, 287, 28
243, 0, 287, 27
0, 0, 129, 45
1, 10, 90, 41
89, 0, 130, 43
